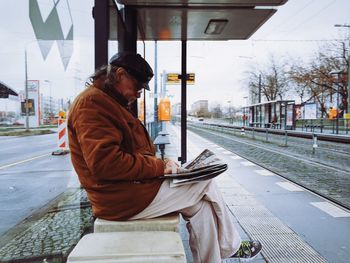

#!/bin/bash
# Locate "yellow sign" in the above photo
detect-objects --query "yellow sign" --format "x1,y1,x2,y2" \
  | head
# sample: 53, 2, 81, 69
158, 98, 171, 121
166, 73, 195, 85
59, 111, 66, 119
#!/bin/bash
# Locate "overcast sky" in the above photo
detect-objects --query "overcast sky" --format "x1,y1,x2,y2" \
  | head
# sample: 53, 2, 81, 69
0, 0, 349, 112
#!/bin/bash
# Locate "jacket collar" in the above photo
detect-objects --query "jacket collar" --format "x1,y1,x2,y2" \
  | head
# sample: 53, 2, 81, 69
99, 84, 129, 108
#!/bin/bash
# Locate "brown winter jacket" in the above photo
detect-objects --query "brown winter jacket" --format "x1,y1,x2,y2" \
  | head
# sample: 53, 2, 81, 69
67, 85, 165, 220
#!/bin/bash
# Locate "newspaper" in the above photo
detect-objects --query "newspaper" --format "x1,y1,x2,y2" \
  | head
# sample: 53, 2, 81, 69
162, 149, 227, 187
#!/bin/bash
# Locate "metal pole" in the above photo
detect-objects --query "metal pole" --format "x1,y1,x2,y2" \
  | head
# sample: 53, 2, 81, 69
258, 74, 261, 103
337, 74, 340, 134
143, 42, 147, 127
180, 40, 187, 164
347, 39, 350, 115
334, 24, 350, 114
154, 41, 158, 137
284, 130, 288, 147
25, 49, 29, 131
348, 47, 350, 114
312, 133, 318, 154
94, 0, 109, 69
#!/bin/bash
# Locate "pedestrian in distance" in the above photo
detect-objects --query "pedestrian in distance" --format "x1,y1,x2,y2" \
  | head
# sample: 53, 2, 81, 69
67, 51, 262, 263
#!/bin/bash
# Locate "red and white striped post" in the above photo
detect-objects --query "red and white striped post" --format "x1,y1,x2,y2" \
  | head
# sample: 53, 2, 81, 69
52, 111, 70, 155
58, 117, 68, 149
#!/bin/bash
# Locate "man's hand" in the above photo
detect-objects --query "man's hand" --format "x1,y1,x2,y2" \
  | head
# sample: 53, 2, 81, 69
164, 159, 180, 174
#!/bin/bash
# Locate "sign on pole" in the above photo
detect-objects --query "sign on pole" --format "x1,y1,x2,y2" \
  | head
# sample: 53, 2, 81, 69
166, 73, 195, 85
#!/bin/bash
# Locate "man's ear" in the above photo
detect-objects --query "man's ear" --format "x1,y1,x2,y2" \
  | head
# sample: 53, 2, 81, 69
115, 67, 124, 81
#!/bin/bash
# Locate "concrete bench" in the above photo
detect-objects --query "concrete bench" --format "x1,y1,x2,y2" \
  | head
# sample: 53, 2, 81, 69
66, 231, 186, 263
94, 213, 180, 233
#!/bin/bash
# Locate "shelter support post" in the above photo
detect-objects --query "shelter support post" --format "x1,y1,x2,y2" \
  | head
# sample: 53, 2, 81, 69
93, 0, 109, 69
180, 40, 187, 164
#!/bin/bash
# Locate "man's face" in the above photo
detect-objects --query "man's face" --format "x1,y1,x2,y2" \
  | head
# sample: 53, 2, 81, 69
116, 68, 143, 104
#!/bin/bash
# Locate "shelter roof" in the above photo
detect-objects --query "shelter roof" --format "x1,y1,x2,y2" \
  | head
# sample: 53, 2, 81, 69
0, 81, 18, 98
111, 0, 288, 41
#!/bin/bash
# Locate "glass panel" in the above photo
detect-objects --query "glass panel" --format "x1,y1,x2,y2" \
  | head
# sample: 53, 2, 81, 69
0, 1, 95, 261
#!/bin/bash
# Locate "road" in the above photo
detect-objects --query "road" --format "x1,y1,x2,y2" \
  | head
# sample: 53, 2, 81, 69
0, 134, 78, 236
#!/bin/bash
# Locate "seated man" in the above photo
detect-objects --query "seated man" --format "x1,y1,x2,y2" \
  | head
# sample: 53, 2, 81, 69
68, 51, 262, 263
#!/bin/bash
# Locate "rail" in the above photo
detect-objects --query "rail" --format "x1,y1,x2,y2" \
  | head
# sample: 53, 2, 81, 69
189, 120, 350, 144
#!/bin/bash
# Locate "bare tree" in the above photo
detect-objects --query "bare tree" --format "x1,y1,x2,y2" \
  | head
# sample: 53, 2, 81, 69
211, 104, 223, 119
288, 39, 349, 117
246, 56, 289, 103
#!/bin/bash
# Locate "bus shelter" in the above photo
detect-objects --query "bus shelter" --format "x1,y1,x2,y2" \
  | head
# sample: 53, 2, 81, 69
242, 100, 295, 130
94, 0, 287, 163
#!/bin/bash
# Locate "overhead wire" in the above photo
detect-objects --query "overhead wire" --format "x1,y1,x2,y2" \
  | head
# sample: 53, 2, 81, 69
262, 0, 315, 39
284, 0, 337, 34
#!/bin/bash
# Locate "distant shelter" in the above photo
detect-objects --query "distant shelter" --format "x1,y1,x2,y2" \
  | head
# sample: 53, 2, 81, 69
242, 100, 295, 130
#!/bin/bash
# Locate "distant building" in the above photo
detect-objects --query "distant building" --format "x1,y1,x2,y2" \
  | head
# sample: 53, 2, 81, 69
191, 100, 209, 117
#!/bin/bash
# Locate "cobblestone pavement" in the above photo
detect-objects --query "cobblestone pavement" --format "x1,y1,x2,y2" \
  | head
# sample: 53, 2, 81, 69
0, 189, 93, 263
188, 124, 350, 210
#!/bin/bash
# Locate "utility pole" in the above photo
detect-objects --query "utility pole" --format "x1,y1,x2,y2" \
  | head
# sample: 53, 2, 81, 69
330, 69, 343, 134
24, 49, 29, 131
258, 74, 262, 103
335, 24, 350, 115
258, 74, 262, 127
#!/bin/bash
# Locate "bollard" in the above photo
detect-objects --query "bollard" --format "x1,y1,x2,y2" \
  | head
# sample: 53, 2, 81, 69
240, 127, 245, 135
312, 133, 318, 154
284, 131, 288, 147
52, 112, 70, 155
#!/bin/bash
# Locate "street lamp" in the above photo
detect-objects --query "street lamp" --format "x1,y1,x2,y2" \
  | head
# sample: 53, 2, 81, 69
334, 24, 350, 114
24, 40, 41, 131
24, 49, 29, 131
330, 69, 343, 134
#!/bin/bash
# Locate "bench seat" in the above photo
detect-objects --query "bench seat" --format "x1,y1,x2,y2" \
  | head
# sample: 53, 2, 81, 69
66, 231, 186, 263
94, 213, 180, 233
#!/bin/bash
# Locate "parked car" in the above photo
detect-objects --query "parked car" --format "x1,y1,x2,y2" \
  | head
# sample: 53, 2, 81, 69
0, 121, 12, 126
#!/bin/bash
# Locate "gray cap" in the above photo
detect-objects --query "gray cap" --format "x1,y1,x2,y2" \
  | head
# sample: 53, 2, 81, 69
109, 52, 153, 90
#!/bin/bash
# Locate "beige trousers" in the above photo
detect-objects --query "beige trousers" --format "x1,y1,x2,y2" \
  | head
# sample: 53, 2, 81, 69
130, 179, 241, 263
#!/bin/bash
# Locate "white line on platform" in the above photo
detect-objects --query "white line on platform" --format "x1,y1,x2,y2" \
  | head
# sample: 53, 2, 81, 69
215, 147, 224, 150
222, 150, 232, 155
255, 169, 275, 176
230, 156, 243, 160
310, 202, 350, 218
0, 153, 51, 170
240, 161, 256, 166
276, 182, 304, 192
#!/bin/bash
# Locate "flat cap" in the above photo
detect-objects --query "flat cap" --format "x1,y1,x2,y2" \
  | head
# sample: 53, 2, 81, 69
109, 52, 153, 90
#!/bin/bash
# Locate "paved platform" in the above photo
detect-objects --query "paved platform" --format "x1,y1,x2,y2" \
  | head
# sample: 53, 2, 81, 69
163, 123, 350, 263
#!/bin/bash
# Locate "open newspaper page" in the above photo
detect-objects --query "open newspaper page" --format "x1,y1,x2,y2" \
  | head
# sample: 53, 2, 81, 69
163, 149, 228, 187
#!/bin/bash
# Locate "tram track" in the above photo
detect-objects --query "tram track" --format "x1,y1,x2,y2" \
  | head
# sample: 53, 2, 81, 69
248, 128, 350, 157
188, 124, 350, 211
203, 124, 350, 173
213, 129, 350, 175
